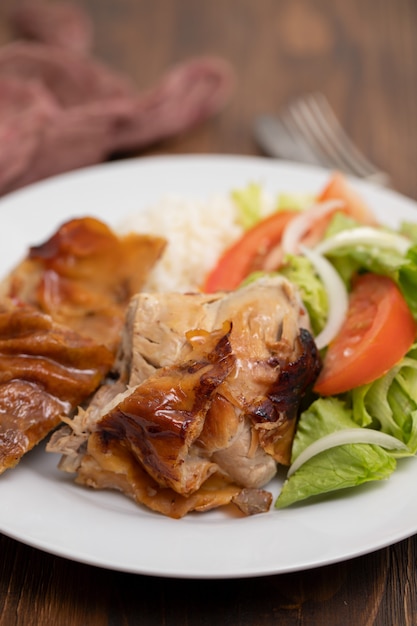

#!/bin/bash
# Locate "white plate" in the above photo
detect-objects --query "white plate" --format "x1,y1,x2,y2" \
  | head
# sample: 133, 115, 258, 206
1, 155, 417, 579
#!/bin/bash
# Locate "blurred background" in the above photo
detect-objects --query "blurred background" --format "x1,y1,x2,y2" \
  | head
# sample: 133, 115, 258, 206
0, 0, 416, 198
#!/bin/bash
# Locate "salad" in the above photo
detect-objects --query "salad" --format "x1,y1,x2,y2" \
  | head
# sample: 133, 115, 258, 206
204, 172, 417, 509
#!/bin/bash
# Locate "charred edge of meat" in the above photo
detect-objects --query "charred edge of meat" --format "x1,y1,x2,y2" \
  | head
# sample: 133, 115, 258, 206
249, 328, 322, 425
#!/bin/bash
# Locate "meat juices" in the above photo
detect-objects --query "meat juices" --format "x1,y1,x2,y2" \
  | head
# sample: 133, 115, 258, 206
49, 276, 321, 518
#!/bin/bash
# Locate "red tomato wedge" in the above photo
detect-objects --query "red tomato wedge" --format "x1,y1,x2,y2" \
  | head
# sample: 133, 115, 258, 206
286, 173, 378, 251
314, 273, 416, 396
318, 171, 377, 225
203, 210, 296, 292
203, 173, 375, 293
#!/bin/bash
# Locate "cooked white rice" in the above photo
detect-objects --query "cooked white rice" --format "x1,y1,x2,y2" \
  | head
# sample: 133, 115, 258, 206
119, 186, 277, 292
119, 193, 244, 292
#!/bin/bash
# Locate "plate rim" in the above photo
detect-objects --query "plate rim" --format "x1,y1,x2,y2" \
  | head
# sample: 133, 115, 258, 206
1, 153, 417, 579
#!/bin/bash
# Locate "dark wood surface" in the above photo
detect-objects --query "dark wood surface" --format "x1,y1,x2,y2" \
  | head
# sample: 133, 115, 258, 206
1, 1, 417, 624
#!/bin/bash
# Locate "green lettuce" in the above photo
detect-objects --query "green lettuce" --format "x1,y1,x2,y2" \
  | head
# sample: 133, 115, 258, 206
319, 234, 417, 320
276, 345, 417, 509
276, 398, 397, 509
399, 221, 417, 244
398, 246, 417, 318
231, 185, 311, 231
279, 255, 328, 335
351, 347, 417, 454
322, 211, 362, 238
277, 192, 314, 212
231, 183, 265, 230
311, 214, 417, 314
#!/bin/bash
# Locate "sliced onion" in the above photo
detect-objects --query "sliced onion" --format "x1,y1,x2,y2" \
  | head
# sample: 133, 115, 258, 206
300, 245, 348, 349
287, 428, 408, 477
315, 226, 411, 256
281, 199, 344, 255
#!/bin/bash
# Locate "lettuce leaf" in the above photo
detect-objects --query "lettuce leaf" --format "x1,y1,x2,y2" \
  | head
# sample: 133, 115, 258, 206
398, 246, 417, 318
231, 183, 265, 230
312, 214, 417, 314
276, 346, 417, 509
231, 185, 311, 231
351, 347, 417, 454
399, 221, 417, 244
277, 192, 314, 212
279, 254, 328, 335
320, 235, 417, 321
275, 398, 397, 509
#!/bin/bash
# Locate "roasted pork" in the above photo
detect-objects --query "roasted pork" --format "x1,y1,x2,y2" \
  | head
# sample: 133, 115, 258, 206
0, 298, 114, 474
49, 276, 321, 517
0, 216, 166, 472
1, 216, 166, 351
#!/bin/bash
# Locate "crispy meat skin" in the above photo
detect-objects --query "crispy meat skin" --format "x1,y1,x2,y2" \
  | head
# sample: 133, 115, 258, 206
0, 299, 113, 474
50, 325, 242, 518
2, 216, 166, 352
97, 325, 235, 495
50, 276, 321, 518
118, 276, 318, 466
0, 217, 165, 473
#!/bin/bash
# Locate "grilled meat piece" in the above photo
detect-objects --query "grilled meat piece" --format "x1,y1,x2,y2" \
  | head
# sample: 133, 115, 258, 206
49, 276, 321, 517
97, 324, 235, 494
0, 299, 114, 474
0, 217, 165, 472
232, 488, 273, 516
50, 325, 243, 518
246, 327, 322, 461
1, 216, 166, 352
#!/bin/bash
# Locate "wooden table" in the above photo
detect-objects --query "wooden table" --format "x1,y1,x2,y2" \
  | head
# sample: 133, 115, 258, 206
1, 1, 417, 624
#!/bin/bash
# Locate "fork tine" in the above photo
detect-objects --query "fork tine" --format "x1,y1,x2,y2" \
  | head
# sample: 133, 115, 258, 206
277, 111, 325, 168
280, 92, 389, 185
287, 93, 389, 184
254, 94, 389, 184
286, 95, 360, 175
254, 115, 323, 165
304, 93, 383, 179
276, 113, 327, 166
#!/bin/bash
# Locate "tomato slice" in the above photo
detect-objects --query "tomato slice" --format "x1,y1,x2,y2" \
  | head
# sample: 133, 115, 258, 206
203, 210, 296, 292
314, 273, 416, 396
318, 171, 377, 225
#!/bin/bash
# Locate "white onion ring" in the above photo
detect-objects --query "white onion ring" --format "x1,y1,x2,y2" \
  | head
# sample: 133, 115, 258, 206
287, 428, 408, 477
315, 226, 411, 256
300, 245, 348, 349
281, 199, 344, 255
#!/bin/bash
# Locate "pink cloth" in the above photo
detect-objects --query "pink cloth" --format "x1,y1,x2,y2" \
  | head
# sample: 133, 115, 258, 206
1, 1, 236, 195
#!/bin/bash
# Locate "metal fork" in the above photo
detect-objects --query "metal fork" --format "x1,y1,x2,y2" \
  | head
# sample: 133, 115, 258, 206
254, 92, 389, 185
